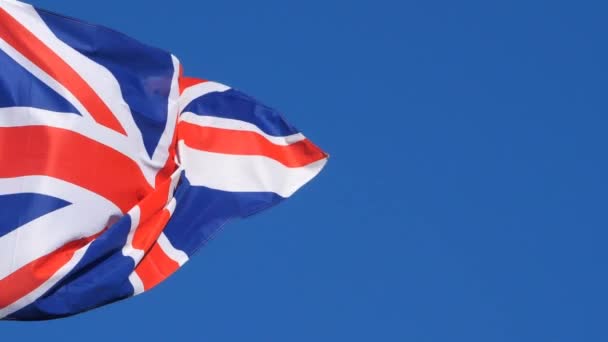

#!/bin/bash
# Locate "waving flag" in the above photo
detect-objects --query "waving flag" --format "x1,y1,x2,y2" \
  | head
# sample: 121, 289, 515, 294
0, 0, 327, 321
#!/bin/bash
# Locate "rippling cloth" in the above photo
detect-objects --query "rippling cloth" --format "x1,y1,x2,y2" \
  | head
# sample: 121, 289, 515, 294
0, 0, 327, 320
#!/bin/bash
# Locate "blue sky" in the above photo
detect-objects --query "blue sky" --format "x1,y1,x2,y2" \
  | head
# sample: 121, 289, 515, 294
4, 0, 608, 340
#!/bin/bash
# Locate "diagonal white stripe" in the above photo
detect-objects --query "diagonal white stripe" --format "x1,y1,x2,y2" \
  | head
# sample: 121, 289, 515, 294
179, 81, 230, 110
157, 233, 188, 267
0, 239, 92, 318
128, 272, 145, 296
0, 1, 185, 186
0, 37, 96, 124
0, 176, 120, 280
0, 1, 144, 142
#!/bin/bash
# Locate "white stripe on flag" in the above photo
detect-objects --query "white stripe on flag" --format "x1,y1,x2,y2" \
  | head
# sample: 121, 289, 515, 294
180, 112, 306, 146
157, 233, 188, 267
129, 272, 145, 296
178, 141, 327, 198
0, 239, 92, 319
150, 55, 181, 165
0, 1, 149, 159
0, 107, 140, 163
121, 205, 144, 264
179, 81, 230, 110
0, 37, 96, 124
0, 176, 120, 280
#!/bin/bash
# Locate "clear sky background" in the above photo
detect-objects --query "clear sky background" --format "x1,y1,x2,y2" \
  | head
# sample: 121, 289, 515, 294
4, 0, 608, 340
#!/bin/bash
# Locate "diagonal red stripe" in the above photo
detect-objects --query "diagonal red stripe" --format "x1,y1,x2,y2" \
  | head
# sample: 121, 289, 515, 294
0, 233, 98, 309
0, 8, 127, 135
135, 240, 180, 291
133, 188, 172, 251
0, 126, 152, 213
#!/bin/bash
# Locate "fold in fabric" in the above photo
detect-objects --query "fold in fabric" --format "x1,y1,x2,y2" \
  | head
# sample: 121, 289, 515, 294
0, 0, 327, 320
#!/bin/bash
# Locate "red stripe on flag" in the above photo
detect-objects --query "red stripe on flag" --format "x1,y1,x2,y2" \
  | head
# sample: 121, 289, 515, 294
154, 118, 179, 189
0, 8, 127, 135
130, 189, 176, 291
0, 126, 152, 213
135, 174, 172, 251
178, 65, 207, 95
134, 241, 180, 291
179, 77, 207, 95
154, 144, 177, 189
0, 233, 98, 309
178, 122, 327, 168
133, 203, 172, 251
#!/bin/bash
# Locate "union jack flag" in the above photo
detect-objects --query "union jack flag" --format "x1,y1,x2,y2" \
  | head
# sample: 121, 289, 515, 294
0, 0, 327, 320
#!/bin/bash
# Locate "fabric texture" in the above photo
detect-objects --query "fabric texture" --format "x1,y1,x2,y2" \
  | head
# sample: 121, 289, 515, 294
0, 0, 327, 320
